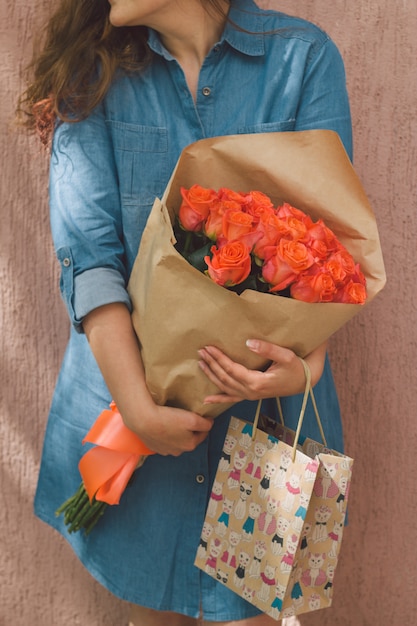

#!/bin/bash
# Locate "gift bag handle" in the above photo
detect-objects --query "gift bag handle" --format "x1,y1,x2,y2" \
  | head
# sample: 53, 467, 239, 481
252, 358, 327, 461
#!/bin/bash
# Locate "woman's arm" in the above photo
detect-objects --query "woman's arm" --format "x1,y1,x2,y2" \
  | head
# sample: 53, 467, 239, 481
83, 303, 213, 455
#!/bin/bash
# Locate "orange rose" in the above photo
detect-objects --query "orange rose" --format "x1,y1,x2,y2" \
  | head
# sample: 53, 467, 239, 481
333, 280, 367, 304
245, 191, 275, 218
222, 208, 255, 242
277, 202, 314, 228
204, 200, 241, 240
244, 203, 275, 226
262, 239, 315, 292
277, 238, 315, 273
306, 219, 339, 253
308, 238, 331, 261
218, 188, 249, 208
325, 257, 347, 286
204, 241, 252, 287
290, 269, 337, 303
253, 214, 292, 260
179, 184, 217, 232
282, 215, 308, 241
328, 247, 356, 276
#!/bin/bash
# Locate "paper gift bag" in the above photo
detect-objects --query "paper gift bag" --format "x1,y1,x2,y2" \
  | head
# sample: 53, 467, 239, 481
194, 362, 353, 621
128, 130, 386, 418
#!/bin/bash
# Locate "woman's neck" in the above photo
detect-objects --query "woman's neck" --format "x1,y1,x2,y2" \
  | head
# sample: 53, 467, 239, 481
156, 1, 230, 99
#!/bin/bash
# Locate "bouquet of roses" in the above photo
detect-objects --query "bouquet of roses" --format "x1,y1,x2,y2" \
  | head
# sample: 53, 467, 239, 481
129, 131, 385, 417
175, 184, 366, 305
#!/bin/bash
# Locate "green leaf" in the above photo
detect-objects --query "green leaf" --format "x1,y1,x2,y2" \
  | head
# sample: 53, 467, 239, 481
186, 241, 212, 272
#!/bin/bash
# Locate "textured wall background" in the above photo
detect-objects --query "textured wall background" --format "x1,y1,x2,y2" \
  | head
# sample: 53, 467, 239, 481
1, 1, 416, 625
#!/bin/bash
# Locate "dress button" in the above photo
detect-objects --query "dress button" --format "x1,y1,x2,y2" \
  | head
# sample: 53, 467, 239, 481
202, 87, 211, 97
196, 474, 205, 484
62, 258, 71, 267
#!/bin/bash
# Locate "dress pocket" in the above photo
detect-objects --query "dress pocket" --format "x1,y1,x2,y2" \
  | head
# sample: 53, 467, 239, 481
107, 120, 169, 206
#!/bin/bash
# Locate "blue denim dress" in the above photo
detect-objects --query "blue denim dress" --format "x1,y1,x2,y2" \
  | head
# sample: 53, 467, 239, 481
35, 0, 353, 620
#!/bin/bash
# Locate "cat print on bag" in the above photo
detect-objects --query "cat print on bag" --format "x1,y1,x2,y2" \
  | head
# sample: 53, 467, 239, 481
336, 475, 349, 512
246, 440, 267, 479
257, 563, 277, 603
299, 522, 312, 558
312, 505, 332, 543
301, 553, 327, 587
205, 537, 225, 576
271, 515, 290, 555
234, 480, 253, 520
242, 502, 262, 541
239, 423, 254, 449
292, 490, 310, 531
280, 534, 299, 574
242, 584, 256, 604
313, 461, 339, 499
219, 433, 238, 472
282, 473, 301, 511
234, 551, 251, 588
308, 593, 322, 612
216, 497, 234, 537
249, 540, 267, 578
207, 480, 224, 518
197, 521, 213, 560
328, 520, 343, 558
324, 564, 335, 599
216, 568, 229, 584
290, 566, 304, 610
221, 530, 241, 569
258, 495, 279, 536
272, 448, 292, 488
258, 460, 277, 498
228, 449, 249, 489
304, 459, 319, 481
269, 581, 287, 619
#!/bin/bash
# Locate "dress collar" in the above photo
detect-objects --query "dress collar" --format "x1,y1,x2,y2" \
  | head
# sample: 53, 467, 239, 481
147, 0, 266, 60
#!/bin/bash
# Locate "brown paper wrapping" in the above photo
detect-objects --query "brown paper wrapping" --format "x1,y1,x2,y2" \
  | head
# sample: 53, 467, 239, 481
128, 131, 386, 417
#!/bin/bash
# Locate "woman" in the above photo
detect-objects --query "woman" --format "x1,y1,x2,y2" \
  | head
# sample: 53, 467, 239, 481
19, 0, 352, 624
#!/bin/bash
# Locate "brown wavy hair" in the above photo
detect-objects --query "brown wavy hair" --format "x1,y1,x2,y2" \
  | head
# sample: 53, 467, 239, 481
17, 0, 230, 146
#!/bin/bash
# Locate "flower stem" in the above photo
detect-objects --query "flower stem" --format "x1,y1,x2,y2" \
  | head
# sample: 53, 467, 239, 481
56, 482, 108, 535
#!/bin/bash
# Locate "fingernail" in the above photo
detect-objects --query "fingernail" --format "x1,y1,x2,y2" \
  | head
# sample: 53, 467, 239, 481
246, 339, 259, 351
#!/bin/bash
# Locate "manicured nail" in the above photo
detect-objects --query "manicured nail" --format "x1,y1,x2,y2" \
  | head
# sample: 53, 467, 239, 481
246, 339, 260, 351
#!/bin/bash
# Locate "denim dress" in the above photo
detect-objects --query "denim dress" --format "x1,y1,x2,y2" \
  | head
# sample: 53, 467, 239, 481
35, 0, 353, 620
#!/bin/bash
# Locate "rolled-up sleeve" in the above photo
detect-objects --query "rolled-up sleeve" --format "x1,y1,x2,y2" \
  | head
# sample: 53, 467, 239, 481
50, 102, 130, 332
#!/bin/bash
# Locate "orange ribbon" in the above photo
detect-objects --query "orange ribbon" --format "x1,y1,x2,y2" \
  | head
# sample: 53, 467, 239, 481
79, 402, 155, 505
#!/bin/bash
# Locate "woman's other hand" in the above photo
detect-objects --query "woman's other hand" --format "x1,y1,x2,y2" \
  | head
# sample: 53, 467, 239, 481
198, 340, 327, 404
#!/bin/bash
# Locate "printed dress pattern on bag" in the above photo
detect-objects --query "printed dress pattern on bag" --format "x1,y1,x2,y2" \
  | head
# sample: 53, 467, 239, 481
194, 415, 353, 621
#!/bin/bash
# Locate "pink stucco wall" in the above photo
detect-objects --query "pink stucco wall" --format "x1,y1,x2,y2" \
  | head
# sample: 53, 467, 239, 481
1, 1, 416, 624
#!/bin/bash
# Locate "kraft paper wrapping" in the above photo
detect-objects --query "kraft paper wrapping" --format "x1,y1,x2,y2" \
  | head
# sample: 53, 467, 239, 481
128, 131, 386, 417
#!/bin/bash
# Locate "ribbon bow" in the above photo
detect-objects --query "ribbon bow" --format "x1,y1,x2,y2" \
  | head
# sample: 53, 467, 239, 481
79, 402, 155, 505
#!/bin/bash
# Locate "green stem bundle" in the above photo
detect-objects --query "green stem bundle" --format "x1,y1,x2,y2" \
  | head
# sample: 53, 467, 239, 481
55, 483, 108, 535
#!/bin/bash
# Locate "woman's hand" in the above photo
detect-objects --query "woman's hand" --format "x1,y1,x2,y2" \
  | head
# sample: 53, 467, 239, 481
124, 403, 214, 457
198, 339, 327, 404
